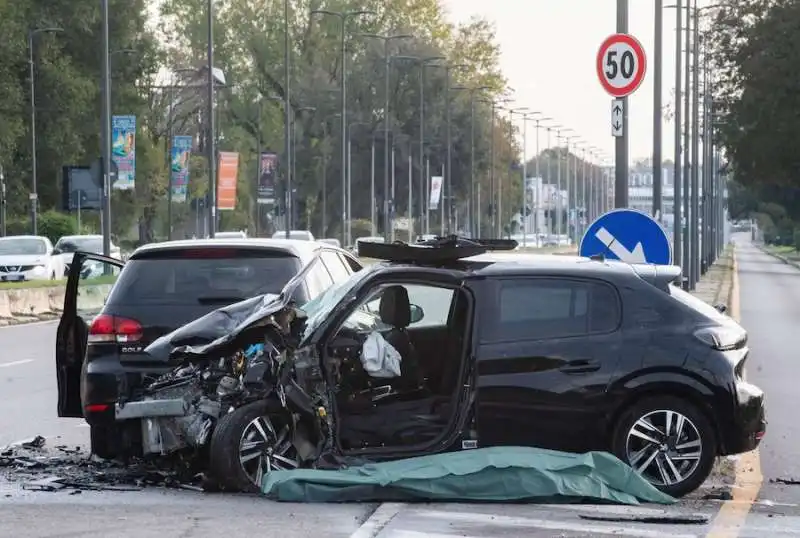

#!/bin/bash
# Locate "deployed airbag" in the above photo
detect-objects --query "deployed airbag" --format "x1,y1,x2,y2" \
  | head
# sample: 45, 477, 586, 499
361, 332, 402, 378
261, 446, 676, 505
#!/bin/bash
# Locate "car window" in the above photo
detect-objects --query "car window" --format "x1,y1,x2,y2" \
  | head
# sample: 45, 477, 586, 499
106, 249, 301, 306
0, 238, 47, 255
486, 278, 620, 342
350, 283, 455, 331
304, 260, 334, 298
320, 250, 350, 283
77, 259, 122, 315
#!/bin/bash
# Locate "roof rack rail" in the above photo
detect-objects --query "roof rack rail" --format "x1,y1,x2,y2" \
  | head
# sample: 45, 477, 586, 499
358, 235, 518, 264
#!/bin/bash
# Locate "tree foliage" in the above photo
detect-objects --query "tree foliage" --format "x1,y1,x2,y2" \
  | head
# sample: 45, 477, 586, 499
0, 0, 533, 242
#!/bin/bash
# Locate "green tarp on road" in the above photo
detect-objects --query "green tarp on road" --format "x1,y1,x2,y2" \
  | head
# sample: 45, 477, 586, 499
261, 446, 676, 505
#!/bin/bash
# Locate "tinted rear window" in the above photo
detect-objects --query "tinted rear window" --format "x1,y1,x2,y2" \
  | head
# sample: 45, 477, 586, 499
106, 249, 301, 306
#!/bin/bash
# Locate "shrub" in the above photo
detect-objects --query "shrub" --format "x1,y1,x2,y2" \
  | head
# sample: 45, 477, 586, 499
38, 211, 78, 244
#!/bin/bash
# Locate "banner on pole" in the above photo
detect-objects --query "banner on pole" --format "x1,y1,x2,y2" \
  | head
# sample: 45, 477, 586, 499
217, 151, 239, 210
429, 176, 443, 210
111, 115, 136, 190
257, 152, 278, 205
170, 135, 192, 202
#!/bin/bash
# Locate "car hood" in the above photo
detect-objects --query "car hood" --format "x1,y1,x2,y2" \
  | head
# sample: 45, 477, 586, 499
0, 254, 49, 266
144, 254, 320, 363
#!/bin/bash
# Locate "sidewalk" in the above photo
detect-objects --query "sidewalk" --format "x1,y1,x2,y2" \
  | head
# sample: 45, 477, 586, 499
689, 245, 734, 307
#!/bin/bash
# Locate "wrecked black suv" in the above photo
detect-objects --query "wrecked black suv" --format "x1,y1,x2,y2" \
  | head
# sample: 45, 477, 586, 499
83, 237, 765, 498
55, 238, 362, 460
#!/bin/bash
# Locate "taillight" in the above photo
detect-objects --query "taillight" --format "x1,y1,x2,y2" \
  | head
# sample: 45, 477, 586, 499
693, 326, 746, 351
88, 314, 143, 344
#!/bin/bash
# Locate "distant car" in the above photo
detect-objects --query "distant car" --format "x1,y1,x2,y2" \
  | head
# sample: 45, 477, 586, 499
272, 230, 314, 241
213, 231, 248, 240
415, 234, 437, 243
55, 238, 363, 460
54, 235, 121, 276
0, 235, 64, 282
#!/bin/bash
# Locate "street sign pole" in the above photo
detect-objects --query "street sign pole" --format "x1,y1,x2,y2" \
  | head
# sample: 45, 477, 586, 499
615, 0, 629, 209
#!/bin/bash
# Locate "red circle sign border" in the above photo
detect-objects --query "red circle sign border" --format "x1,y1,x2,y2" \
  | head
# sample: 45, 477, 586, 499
596, 33, 647, 98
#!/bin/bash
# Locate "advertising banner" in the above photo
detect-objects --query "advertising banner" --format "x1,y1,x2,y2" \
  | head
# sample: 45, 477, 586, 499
111, 115, 136, 190
429, 176, 443, 210
217, 151, 239, 210
170, 135, 192, 202
257, 152, 278, 205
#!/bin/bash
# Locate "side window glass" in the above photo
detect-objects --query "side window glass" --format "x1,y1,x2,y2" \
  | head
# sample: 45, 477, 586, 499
403, 284, 455, 328
77, 259, 121, 315
321, 251, 350, 283
491, 278, 618, 342
339, 253, 362, 273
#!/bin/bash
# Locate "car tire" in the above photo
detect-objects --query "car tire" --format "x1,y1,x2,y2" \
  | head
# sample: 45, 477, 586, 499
611, 395, 717, 498
89, 423, 121, 460
207, 401, 299, 493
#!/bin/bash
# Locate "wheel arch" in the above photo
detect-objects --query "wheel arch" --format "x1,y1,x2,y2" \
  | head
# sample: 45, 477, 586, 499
607, 380, 725, 454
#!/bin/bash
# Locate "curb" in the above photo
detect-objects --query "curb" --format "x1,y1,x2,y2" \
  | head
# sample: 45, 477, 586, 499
758, 245, 800, 269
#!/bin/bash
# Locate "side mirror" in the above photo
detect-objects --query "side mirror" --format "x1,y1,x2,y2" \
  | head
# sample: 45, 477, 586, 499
409, 304, 424, 324
713, 303, 728, 314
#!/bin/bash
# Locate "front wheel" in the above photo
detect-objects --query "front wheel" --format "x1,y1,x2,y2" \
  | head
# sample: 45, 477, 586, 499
207, 401, 299, 492
612, 395, 717, 498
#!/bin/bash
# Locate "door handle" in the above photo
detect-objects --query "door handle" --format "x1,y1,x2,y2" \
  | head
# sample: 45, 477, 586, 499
559, 359, 601, 374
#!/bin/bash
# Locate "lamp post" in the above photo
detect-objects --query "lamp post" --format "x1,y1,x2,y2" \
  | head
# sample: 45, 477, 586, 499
506, 107, 531, 244
563, 133, 579, 244
311, 10, 374, 245
441, 63, 468, 232
361, 33, 414, 241
28, 26, 63, 236
451, 85, 490, 236
391, 55, 445, 231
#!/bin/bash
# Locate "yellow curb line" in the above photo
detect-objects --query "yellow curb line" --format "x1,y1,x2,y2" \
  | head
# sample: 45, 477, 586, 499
706, 246, 763, 537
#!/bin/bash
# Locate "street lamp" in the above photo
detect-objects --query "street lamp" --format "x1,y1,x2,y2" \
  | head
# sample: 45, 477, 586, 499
346, 121, 373, 245
554, 127, 574, 241
520, 112, 552, 245
452, 85, 490, 237
311, 9, 374, 246
28, 26, 62, 236
479, 96, 513, 238
361, 33, 414, 241
291, 106, 316, 230
504, 107, 530, 243
391, 54, 445, 231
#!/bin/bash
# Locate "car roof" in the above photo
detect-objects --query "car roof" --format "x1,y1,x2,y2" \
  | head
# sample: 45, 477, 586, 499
130, 238, 344, 262
58, 234, 103, 241
0, 235, 48, 241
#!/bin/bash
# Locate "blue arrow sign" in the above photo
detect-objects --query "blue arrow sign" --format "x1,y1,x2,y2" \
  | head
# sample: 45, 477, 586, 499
579, 208, 672, 265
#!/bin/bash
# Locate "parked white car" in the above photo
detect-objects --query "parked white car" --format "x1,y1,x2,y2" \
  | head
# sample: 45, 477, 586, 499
0, 235, 65, 282
212, 230, 248, 239
54, 235, 121, 276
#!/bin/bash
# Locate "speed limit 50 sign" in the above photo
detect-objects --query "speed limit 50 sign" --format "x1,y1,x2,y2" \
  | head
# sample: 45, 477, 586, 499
597, 33, 647, 98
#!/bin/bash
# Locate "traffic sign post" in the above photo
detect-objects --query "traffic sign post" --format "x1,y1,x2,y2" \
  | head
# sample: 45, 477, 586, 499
579, 208, 672, 265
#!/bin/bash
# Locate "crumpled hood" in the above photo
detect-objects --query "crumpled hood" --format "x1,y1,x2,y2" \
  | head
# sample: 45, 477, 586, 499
144, 253, 322, 363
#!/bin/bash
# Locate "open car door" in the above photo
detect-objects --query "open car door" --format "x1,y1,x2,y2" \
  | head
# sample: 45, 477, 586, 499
56, 251, 124, 418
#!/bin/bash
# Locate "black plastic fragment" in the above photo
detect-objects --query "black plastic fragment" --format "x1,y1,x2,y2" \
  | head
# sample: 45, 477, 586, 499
358, 235, 518, 264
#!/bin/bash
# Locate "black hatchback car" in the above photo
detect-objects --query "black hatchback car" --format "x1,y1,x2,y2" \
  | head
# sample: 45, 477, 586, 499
128, 237, 764, 498
55, 238, 362, 459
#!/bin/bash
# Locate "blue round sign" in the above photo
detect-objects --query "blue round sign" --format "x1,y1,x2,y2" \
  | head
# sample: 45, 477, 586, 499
579, 208, 672, 265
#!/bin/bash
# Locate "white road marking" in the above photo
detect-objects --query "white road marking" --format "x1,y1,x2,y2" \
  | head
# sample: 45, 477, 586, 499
0, 359, 33, 368
596, 226, 647, 263
350, 503, 406, 538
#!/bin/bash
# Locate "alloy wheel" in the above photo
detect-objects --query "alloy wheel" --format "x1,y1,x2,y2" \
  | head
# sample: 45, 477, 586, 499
238, 415, 299, 488
625, 409, 703, 487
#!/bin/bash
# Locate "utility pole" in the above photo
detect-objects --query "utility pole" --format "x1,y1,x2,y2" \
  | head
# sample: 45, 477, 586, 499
682, 2, 692, 287
101, 1, 112, 253
206, 0, 217, 238
653, 0, 663, 221
691, 1, 701, 289
0, 165, 5, 237
283, 0, 291, 237
673, 0, 683, 269
615, 0, 629, 208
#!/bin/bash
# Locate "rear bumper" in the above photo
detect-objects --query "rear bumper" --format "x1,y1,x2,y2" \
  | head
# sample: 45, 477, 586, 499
721, 380, 766, 455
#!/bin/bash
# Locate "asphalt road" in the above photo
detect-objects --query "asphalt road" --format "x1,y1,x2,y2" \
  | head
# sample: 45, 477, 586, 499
2, 239, 800, 537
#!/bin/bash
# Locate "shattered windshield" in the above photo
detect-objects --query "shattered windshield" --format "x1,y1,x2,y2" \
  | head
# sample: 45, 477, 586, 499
300, 266, 372, 339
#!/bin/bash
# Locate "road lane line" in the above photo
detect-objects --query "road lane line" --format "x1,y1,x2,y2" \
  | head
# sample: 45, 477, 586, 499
0, 359, 33, 368
706, 247, 763, 538
350, 503, 405, 538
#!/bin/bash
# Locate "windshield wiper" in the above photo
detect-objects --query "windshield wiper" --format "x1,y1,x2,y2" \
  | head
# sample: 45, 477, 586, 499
196, 296, 245, 304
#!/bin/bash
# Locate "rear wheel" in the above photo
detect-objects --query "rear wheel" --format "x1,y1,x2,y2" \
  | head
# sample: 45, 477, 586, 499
611, 395, 717, 498
89, 423, 121, 460
207, 401, 299, 492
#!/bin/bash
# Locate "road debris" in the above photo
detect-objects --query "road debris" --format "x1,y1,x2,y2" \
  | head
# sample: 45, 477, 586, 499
771, 477, 800, 486
0, 436, 209, 494
578, 513, 709, 525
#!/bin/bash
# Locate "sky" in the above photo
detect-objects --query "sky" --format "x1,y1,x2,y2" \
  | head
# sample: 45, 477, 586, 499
440, 0, 716, 166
